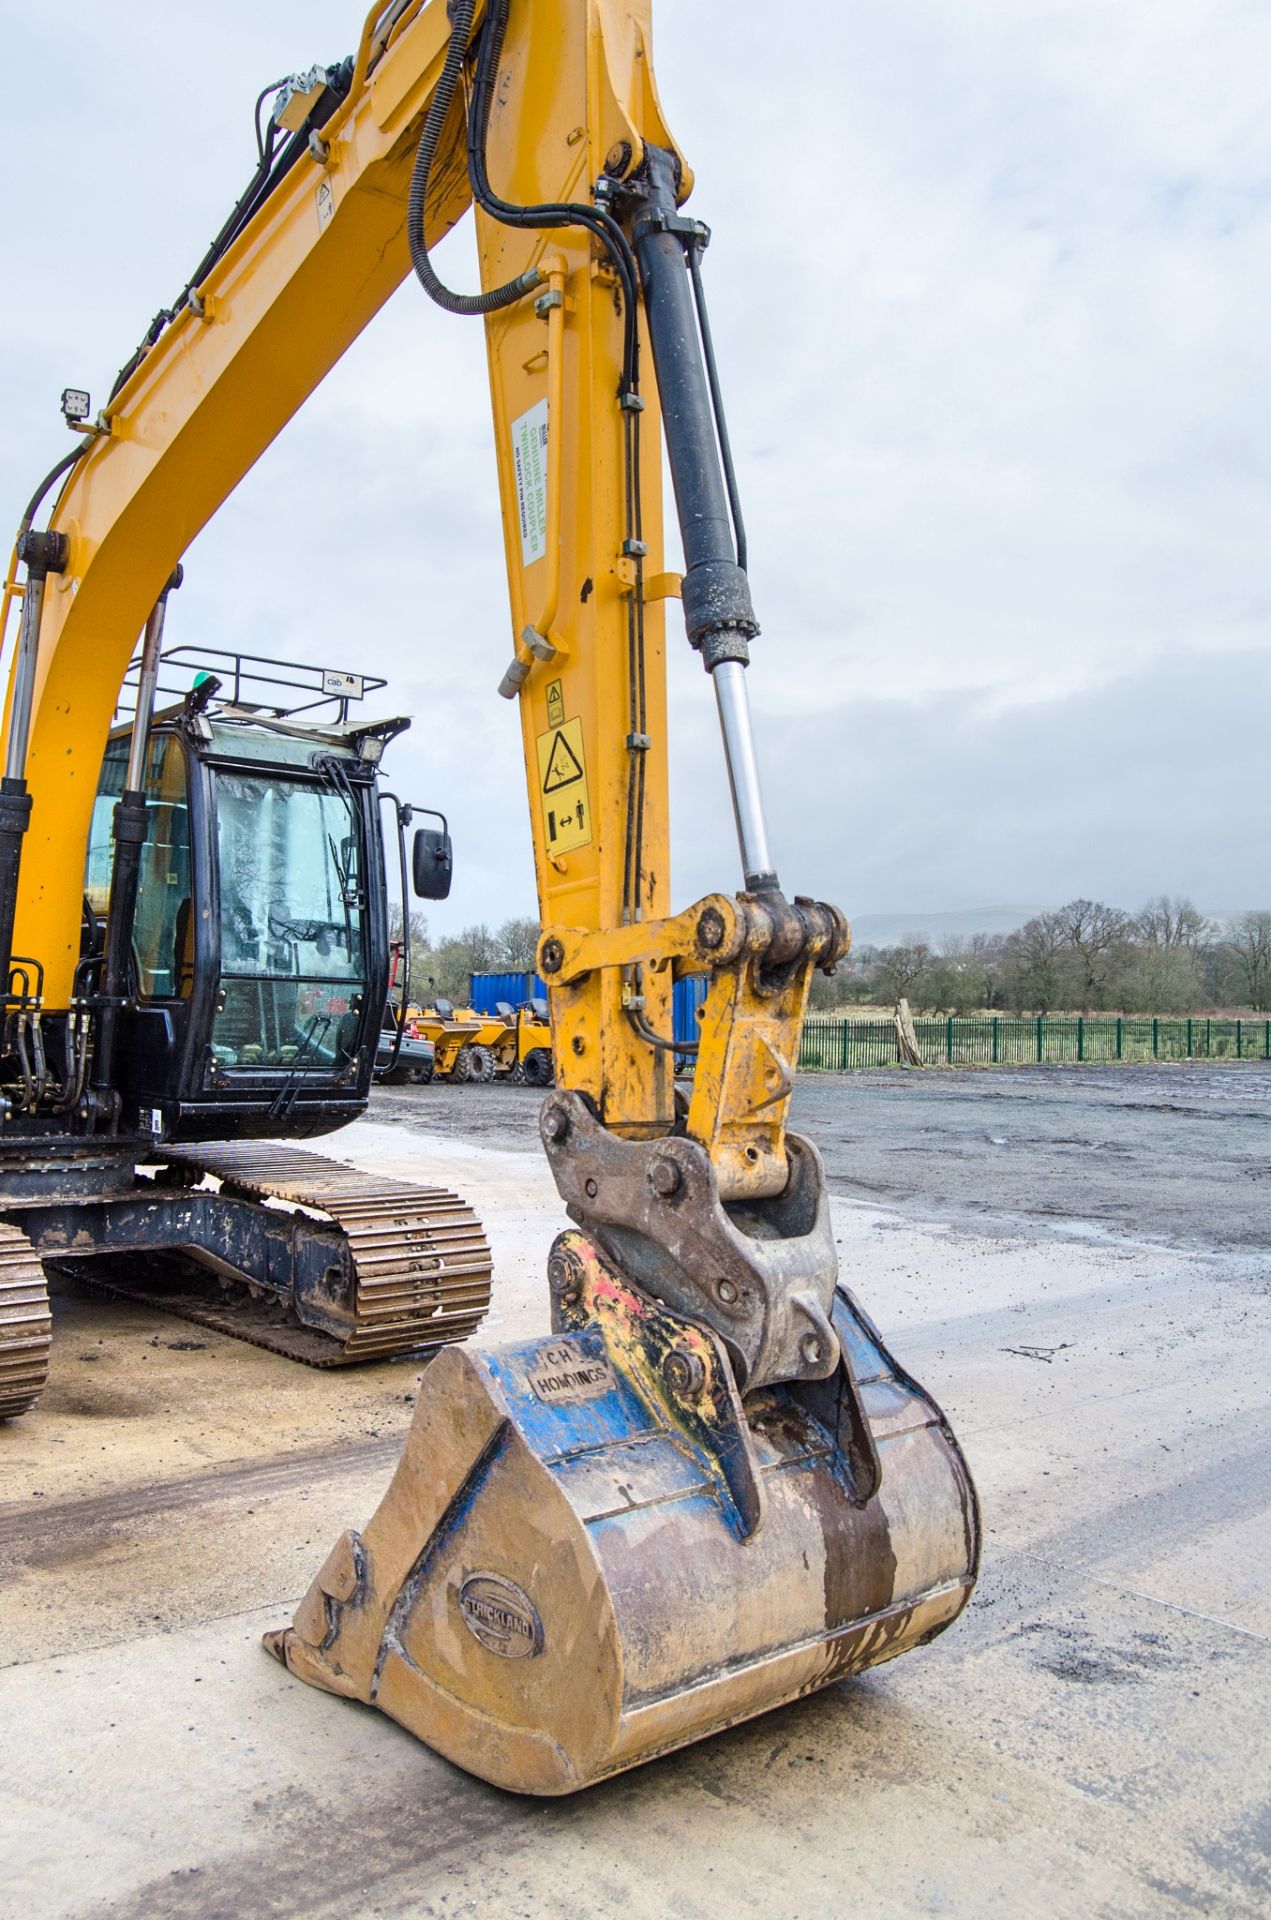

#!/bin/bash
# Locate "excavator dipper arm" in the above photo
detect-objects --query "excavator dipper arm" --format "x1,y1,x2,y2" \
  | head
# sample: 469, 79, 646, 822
265, 0, 979, 1792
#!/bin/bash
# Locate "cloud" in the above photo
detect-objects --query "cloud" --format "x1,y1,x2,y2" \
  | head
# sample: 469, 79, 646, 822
3, 0, 1268, 936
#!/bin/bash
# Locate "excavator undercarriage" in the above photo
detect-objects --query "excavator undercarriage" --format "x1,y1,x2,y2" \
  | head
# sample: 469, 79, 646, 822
0, 1137, 491, 1395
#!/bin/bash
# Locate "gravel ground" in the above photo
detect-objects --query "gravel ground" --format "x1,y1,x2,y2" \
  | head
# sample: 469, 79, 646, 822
371, 1059, 1271, 1253
3, 1061, 1268, 1919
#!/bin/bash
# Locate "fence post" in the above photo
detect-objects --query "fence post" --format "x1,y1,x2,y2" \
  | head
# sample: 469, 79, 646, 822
1186, 1017, 1193, 1058
842, 1020, 851, 1071
1206, 1017, 1211, 1057
946, 1016, 953, 1064
992, 1016, 999, 1064
1153, 1017, 1159, 1059
1077, 1016, 1084, 1062
1036, 1015, 1043, 1063
1116, 1016, 1123, 1060
1265, 1020, 1270, 1060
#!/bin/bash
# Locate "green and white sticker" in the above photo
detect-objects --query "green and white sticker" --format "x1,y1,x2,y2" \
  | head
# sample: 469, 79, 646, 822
511, 398, 548, 567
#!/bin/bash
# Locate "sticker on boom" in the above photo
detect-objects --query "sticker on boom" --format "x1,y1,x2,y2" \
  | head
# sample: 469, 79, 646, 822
527, 1337, 615, 1404
458, 1574, 544, 1659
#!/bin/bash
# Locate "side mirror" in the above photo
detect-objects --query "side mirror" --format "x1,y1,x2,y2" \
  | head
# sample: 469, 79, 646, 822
412, 825, 453, 900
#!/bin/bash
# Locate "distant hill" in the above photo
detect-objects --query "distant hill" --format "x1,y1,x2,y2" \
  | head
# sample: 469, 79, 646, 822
849, 906, 1048, 951
850, 904, 1249, 950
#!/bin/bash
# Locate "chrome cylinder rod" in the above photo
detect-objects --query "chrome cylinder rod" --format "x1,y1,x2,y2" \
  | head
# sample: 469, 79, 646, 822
125, 581, 176, 793
713, 658, 778, 892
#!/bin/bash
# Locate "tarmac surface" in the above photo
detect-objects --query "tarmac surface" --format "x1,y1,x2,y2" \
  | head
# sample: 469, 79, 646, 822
2, 1063, 1269, 1918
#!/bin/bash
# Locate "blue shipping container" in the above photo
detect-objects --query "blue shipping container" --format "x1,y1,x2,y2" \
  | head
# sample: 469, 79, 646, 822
469, 971, 707, 1050
468, 971, 542, 1013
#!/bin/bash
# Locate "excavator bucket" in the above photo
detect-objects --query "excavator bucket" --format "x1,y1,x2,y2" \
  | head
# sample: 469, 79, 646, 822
267, 1233, 978, 1795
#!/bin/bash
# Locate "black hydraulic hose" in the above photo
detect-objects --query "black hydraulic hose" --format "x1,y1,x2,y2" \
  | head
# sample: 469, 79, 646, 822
254, 78, 288, 162
18, 440, 92, 543
110, 61, 355, 403
467, 0, 642, 391
688, 243, 747, 574
407, 0, 542, 316
625, 1006, 697, 1056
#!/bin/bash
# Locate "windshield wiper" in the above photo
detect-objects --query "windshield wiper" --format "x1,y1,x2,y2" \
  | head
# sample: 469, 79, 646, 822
268, 1011, 335, 1122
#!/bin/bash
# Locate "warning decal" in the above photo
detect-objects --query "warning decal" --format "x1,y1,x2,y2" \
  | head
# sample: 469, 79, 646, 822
545, 678, 564, 728
511, 398, 549, 567
542, 730, 584, 794
535, 716, 592, 856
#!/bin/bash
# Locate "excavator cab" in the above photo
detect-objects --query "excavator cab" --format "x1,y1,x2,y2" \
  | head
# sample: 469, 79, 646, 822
84, 694, 400, 1142
0, 640, 493, 1412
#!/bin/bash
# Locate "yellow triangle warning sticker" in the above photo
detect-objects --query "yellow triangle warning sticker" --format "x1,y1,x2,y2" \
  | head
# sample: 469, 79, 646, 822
542, 729, 584, 793
535, 716, 592, 855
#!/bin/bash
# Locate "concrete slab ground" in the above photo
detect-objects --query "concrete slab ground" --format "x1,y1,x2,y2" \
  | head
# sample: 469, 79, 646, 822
1, 1074, 1268, 1919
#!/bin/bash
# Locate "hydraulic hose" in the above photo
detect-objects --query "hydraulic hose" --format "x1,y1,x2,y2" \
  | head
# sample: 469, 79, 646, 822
17, 440, 93, 546
466, 0, 642, 391
407, 0, 542, 315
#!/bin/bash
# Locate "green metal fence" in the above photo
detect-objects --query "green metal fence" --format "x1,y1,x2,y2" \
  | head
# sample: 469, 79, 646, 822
797, 1014, 1271, 1072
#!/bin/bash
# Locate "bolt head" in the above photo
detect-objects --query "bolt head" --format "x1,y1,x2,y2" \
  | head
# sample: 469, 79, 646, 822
697, 907, 726, 951
663, 1347, 705, 1396
715, 1277, 739, 1307
800, 1332, 827, 1367
540, 939, 565, 975
542, 1105, 569, 1144
648, 1157, 681, 1197
584, 1177, 599, 1199
547, 1247, 582, 1294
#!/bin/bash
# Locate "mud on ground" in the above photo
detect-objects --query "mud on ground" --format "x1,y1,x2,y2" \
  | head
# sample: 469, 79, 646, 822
2, 1065, 1268, 1918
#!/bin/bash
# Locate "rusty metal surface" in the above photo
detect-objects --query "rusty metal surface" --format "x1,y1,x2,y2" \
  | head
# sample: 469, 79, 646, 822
0, 1220, 50, 1418
90, 1143, 494, 1366
541, 1090, 839, 1394
269, 1231, 978, 1794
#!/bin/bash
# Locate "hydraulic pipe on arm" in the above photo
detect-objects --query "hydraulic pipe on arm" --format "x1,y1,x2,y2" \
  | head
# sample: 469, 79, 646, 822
625, 145, 777, 894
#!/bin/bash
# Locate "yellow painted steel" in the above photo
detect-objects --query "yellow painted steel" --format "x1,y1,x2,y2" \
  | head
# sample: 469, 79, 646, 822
5, 0, 476, 1009
471, 0, 686, 1140
6, 0, 823, 1196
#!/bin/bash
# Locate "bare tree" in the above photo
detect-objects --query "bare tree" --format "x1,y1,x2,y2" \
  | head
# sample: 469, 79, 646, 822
1054, 898, 1130, 1009
1127, 895, 1208, 1011
494, 917, 540, 971
1224, 911, 1271, 1012
1005, 911, 1067, 1013
872, 934, 931, 1006
1137, 895, 1210, 953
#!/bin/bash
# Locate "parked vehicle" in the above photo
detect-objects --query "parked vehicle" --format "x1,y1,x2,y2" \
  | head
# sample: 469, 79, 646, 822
376, 1013, 436, 1086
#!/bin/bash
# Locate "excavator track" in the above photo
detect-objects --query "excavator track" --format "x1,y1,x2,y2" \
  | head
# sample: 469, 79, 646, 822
85, 1144, 493, 1368
0, 1222, 51, 1418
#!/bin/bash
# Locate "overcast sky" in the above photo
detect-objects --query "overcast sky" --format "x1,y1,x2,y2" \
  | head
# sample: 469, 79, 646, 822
3, 0, 1267, 941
